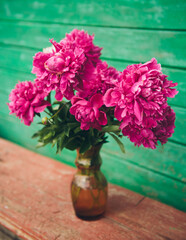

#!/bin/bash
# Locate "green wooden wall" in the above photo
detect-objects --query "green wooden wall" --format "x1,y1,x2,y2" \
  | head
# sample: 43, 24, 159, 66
0, 0, 186, 211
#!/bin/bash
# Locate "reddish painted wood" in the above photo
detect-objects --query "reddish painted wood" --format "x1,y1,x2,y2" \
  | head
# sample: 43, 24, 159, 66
0, 138, 185, 240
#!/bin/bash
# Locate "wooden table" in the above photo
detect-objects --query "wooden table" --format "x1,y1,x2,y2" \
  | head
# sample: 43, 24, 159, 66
0, 138, 185, 240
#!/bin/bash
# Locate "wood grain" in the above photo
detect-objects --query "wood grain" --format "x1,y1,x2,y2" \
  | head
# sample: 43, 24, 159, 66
0, 21, 186, 68
0, 0, 186, 30
0, 138, 185, 240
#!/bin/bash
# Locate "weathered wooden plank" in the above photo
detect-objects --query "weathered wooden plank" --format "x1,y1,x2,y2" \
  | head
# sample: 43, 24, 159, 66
0, 115, 185, 211
0, 138, 166, 240
106, 194, 186, 240
0, 0, 186, 30
0, 46, 34, 74
0, 138, 185, 240
0, 46, 185, 108
0, 22, 186, 68
102, 137, 186, 183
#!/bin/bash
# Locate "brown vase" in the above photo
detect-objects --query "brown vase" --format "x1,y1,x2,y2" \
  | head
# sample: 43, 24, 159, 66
71, 144, 108, 219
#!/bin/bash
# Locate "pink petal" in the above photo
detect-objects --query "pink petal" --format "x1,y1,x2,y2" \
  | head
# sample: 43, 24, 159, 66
80, 122, 90, 130
103, 89, 116, 107
34, 101, 51, 113
114, 106, 123, 121
90, 93, 103, 108
134, 100, 143, 122
23, 107, 34, 126
98, 111, 107, 126
55, 90, 63, 101
93, 108, 100, 119
71, 96, 83, 105
120, 116, 131, 129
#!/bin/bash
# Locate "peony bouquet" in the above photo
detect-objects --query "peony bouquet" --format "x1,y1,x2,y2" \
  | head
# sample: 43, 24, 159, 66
8, 29, 178, 154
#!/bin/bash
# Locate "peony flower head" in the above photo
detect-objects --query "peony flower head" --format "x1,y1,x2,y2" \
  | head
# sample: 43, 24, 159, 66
121, 106, 176, 149
60, 29, 102, 65
70, 93, 107, 130
78, 60, 120, 99
8, 81, 51, 126
32, 43, 86, 100
104, 58, 178, 149
31, 30, 103, 101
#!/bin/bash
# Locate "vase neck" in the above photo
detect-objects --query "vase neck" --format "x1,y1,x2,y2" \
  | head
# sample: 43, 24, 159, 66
76, 144, 102, 170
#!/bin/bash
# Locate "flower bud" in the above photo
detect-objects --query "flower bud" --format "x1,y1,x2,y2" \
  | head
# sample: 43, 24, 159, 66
44, 55, 65, 73
42, 117, 48, 125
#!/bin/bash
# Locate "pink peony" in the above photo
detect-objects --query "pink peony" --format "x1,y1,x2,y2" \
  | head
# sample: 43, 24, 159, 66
32, 30, 102, 101
32, 43, 86, 100
78, 61, 120, 99
70, 94, 107, 130
60, 29, 102, 65
121, 106, 176, 149
8, 81, 51, 126
104, 58, 178, 148
153, 106, 176, 145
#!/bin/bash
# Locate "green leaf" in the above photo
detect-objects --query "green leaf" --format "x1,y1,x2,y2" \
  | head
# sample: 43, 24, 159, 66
73, 126, 81, 134
57, 132, 67, 154
36, 142, 48, 148
32, 132, 40, 138
35, 112, 41, 117
43, 131, 54, 141
65, 137, 82, 151
64, 126, 70, 137
79, 134, 91, 154
67, 122, 79, 129
52, 137, 58, 148
108, 133, 125, 154
101, 125, 120, 133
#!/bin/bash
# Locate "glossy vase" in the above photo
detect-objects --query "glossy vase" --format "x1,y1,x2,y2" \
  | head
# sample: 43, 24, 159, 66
71, 144, 108, 219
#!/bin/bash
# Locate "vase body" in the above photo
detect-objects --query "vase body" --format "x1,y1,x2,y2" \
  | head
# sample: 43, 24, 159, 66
71, 145, 108, 218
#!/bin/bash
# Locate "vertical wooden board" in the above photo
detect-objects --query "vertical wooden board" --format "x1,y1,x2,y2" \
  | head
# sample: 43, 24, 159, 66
0, 22, 186, 67
0, 0, 186, 29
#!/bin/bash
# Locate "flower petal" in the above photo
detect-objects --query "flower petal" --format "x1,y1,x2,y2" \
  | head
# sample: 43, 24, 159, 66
90, 93, 103, 108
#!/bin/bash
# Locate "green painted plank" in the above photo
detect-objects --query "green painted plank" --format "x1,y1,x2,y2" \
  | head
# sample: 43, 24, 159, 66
0, 115, 185, 211
0, 46, 34, 73
0, 22, 186, 68
0, 0, 186, 30
0, 49, 185, 108
0, 109, 185, 183
102, 137, 186, 183
101, 150, 186, 212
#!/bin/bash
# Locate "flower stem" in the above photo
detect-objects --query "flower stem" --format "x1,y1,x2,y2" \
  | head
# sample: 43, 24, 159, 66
44, 110, 52, 117
48, 102, 67, 120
